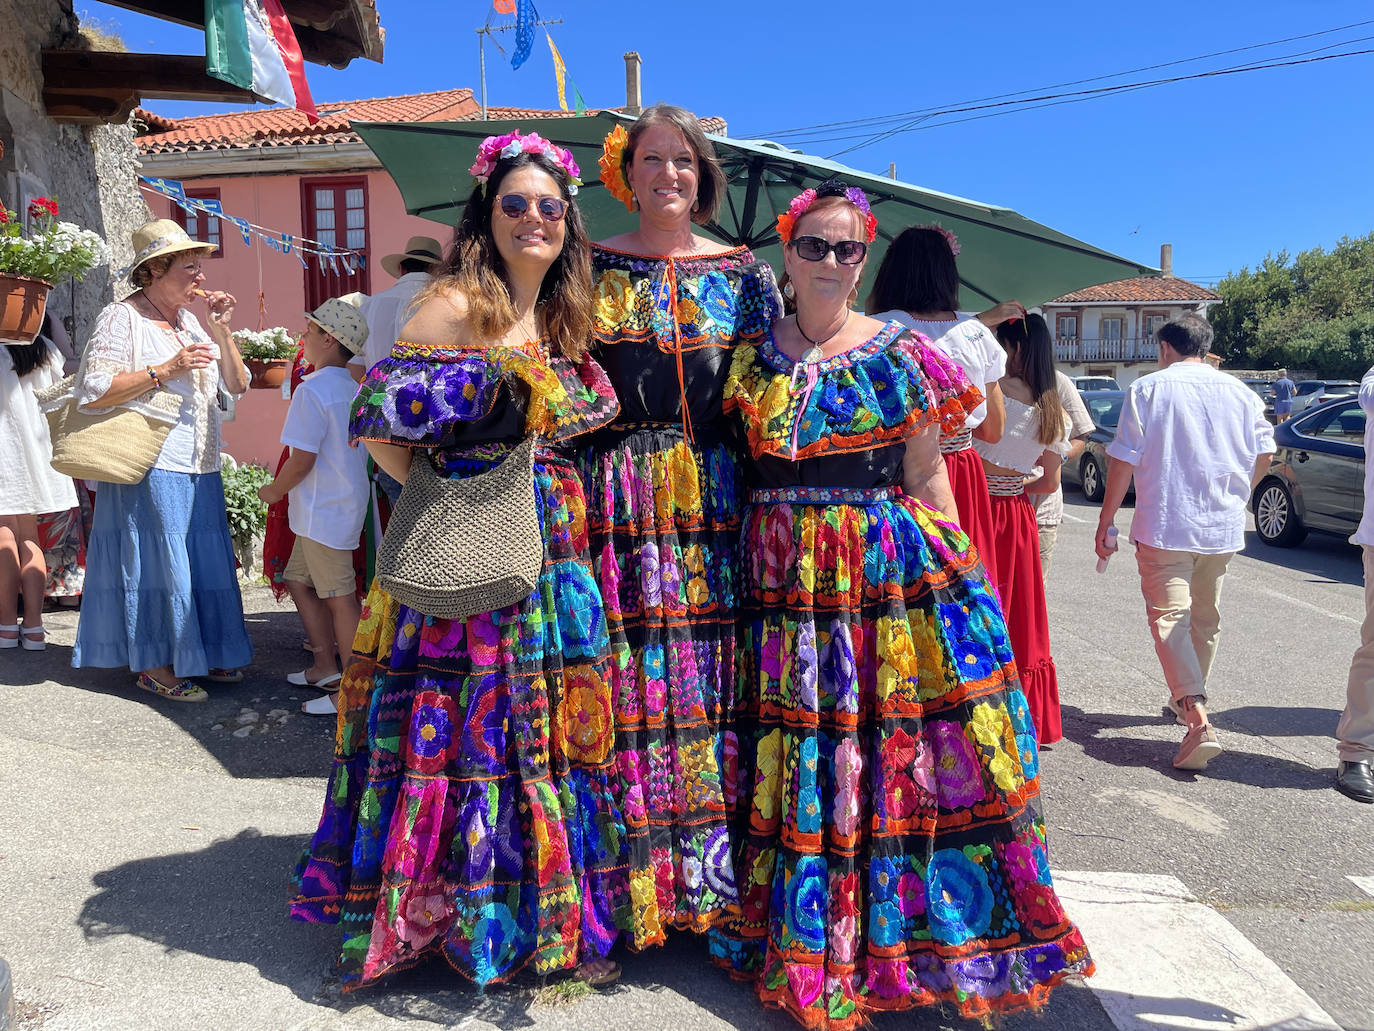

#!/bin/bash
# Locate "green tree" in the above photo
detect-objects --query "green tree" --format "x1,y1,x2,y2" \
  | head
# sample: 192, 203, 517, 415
1209, 231, 1374, 374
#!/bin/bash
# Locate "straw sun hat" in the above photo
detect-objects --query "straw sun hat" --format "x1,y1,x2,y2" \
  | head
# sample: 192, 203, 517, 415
380, 236, 443, 279
126, 218, 217, 278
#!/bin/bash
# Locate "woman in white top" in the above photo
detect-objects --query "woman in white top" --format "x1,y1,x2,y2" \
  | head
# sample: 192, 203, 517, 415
72, 219, 253, 702
974, 313, 1069, 745
868, 225, 1006, 582
0, 336, 78, 649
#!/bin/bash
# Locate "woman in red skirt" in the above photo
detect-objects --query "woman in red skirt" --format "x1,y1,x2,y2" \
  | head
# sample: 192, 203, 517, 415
868, 225, 1006, 583
973, 314, 1069, 744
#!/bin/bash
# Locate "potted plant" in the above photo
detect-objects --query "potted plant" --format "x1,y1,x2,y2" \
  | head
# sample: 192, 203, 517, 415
219, 454, 273, 577
0, 198, 110, 343
232, 326, 298, 388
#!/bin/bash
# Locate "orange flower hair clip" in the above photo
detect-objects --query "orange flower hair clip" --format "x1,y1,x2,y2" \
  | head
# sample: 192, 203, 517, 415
599, 125, 635, 212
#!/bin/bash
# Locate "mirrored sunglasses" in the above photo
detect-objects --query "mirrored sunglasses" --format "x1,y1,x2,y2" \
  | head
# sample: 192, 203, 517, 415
791, 235, 867, 265
496, 194, 567, 222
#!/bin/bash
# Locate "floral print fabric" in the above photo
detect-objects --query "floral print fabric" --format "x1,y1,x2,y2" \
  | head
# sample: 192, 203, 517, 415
576, 245, 781, 949
290, 345, 630, 989
712, 328, 1093, 1029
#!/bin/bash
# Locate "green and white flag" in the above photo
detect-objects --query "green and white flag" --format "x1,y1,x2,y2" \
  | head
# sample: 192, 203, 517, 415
205, 0, 318, 122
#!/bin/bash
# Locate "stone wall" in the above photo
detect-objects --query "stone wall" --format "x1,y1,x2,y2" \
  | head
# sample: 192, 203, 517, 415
0, 0, 143, 344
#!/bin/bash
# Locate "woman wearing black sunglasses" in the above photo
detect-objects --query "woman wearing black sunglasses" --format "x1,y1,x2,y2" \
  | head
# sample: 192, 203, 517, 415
713, 180, 1093, 1028
577, 104, 782, 949
290, 132, 629, 990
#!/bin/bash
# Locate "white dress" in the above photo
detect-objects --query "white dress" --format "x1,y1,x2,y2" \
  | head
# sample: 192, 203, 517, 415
0, 346, 78, 516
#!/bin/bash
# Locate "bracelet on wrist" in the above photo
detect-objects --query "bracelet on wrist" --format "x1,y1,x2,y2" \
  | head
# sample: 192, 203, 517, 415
146, 366, 161, 389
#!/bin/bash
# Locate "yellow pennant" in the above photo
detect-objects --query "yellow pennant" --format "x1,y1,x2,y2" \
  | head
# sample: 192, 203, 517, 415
546, 32, 568, 112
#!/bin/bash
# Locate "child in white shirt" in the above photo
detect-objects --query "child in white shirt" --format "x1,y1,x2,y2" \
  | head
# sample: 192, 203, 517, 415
258, 297, 369, 715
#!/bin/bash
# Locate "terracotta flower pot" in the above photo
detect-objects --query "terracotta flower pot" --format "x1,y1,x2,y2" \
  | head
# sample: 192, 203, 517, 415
245, 358, 291, 389
0, 273, 52, 344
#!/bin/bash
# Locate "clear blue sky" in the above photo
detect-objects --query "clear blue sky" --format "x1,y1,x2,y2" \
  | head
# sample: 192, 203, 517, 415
86, 1, 1374, 286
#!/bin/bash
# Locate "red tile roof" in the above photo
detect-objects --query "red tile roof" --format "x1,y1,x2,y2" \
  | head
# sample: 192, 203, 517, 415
135, 93, 727, 155
1048, 277, 1220, 303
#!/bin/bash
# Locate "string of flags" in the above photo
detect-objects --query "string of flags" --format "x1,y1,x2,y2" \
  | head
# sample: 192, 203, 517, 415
139, 175, 366, 275
489, 1, 587, 114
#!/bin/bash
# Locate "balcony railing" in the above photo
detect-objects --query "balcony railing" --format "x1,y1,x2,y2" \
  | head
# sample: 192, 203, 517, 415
1054, 337, 1159, 362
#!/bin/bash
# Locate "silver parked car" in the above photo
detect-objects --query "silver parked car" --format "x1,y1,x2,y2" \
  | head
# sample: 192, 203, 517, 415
1252, 395, 1365, 546
1290, 379, 1360, 415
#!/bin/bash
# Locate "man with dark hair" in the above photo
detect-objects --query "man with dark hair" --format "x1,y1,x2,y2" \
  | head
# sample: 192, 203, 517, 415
1094, 313, 1275, 771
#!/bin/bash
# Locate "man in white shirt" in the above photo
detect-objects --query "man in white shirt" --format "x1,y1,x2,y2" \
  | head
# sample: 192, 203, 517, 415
348, 235, 442, 383
348, 236, 442, 503
1336, 365, 1374, 803
1095, 313, 1275, 771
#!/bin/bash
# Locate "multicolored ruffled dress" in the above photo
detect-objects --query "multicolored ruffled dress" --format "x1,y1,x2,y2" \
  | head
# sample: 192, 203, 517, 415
711, 321, 1093, 1030
575, 244, 782, 948
289, 340, 632, 989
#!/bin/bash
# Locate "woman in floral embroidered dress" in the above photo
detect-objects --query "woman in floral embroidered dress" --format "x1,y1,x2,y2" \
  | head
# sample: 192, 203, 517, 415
577, 104, 781, 948
289, 134, 628, 988
711, 181, 1092, 1029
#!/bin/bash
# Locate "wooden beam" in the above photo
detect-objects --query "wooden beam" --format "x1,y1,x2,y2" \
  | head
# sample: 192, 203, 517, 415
43, 50, 255, 123
96, 0, 203, 30
44, 50, 255, 103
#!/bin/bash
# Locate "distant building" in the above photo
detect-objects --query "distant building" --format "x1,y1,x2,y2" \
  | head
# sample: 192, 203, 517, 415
1043, 244, 1221, 387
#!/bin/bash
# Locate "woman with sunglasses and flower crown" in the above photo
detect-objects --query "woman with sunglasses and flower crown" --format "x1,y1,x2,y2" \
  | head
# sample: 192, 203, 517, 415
579, 104, 782, 949
711, 180, 1093, 1030
289, 132, 630, 990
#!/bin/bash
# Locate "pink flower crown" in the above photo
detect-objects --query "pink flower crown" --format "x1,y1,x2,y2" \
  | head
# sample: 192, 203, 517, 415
469, 131, 582, 194
776, 184, 878, 245
913, 223, 960, 256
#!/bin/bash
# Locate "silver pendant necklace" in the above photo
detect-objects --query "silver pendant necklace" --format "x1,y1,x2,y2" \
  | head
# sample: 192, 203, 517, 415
794, 310, 849, 365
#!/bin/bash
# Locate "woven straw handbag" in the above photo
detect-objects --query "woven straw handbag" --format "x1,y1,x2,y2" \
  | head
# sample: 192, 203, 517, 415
33, 323, 186, 485
376, 436, 543, 619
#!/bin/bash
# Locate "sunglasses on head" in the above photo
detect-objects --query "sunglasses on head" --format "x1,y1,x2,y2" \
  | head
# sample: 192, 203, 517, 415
495, 194, 568, 222
790, 235, 867, 265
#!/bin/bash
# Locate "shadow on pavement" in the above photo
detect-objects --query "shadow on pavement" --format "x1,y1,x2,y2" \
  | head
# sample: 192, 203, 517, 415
1239, 529, 1362, 586
1060, 704, 1333, 790
1219, 704, 1343, 739
76, 831, 1105, 1030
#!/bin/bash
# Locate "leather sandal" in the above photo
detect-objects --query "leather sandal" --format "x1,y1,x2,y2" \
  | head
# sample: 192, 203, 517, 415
0, 624, 18, 650
19, 625, 45, 651
286, 670, 342, 691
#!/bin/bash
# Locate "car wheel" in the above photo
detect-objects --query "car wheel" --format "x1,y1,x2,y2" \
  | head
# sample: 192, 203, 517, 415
1081, 455, 1106, 502
1254, 479, 1307, 547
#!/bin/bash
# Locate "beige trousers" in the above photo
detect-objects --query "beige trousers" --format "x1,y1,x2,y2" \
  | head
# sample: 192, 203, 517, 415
1337, 545, 1374, 761
1134, 542, 1234, 702
1037, 524, 1057, 579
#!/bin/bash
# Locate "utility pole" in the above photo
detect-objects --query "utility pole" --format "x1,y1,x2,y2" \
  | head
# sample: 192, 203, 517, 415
888, 162, 897, 179
475, 18, 564, 120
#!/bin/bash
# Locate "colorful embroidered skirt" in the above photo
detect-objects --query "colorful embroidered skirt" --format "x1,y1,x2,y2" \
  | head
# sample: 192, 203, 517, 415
575, 424, 741, 948
986, 492, 1062, 745
711, 490, 1092, 1029
289, 448, 630, 988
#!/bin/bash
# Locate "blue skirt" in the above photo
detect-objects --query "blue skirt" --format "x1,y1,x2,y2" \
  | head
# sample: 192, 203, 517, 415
73, 468, 253, 677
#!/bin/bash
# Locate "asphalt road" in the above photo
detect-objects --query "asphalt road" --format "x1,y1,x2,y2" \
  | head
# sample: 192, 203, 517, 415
1, 487, 1371, 1031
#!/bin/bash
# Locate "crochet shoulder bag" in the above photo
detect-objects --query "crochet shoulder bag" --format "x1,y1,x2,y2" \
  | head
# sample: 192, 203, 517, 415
376, 435, 543, 619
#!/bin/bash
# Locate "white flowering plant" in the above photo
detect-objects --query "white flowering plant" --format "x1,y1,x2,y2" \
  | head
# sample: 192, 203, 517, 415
232, 326, 298, 359
0, 198, 111, 284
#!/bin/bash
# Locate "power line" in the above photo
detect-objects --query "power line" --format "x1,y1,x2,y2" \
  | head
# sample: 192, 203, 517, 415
753, 19, 1374, 141
819, 44, 1374, 158
752, 19, 1374, 149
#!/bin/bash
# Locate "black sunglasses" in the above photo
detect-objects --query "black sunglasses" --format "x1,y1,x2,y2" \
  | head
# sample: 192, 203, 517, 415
791, 235, 867, 265
495, 194, 568, 222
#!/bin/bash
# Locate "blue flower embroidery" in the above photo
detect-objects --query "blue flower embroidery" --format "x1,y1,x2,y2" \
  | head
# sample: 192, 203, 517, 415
925, 848, 994, 945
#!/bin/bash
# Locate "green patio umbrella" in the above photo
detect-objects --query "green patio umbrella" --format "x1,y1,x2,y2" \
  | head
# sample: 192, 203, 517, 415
355, 111, 1155, 309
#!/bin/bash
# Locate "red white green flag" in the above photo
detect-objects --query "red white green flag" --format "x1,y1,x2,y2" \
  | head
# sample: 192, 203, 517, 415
205, 0, 318, 123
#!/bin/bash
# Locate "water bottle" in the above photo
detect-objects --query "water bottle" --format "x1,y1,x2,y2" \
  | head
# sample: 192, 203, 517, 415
1096, 526, 1119, 573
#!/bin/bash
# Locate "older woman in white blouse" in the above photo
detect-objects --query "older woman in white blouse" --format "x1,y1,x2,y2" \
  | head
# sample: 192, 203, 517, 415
72, 219, 252, 702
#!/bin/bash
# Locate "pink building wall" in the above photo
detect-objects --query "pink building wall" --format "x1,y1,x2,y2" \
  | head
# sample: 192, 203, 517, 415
146, 170, 448, 468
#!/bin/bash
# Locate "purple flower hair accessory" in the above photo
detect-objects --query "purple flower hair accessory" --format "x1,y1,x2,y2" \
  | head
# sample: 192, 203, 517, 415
469, 131, 582, 194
